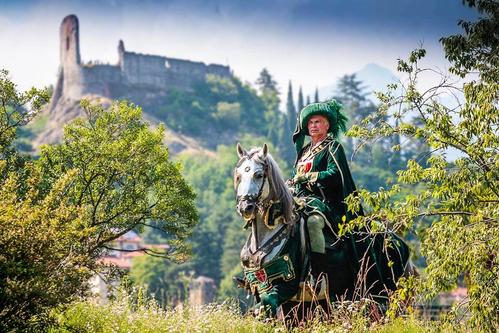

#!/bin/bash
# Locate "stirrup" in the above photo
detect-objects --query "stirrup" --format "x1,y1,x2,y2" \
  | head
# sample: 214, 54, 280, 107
290, 274, 328, 302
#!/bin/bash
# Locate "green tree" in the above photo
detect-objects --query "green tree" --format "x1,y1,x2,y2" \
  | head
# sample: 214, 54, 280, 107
336, 74, 367, 106
0, 70, 76, 331
255, 69, 283, 156
332, 73, 395, 190
297, 86, 304, 112
0, 70, 49, 173
285, 81, 296, 134
156, 75, 267, 143
129, 255, 192, 306
0, 162, 93, 332
255, 68, 278, 92
38, 100, 198, 261
314, 87, 319, 103
347, 1, 499, 329
0, 75, 199, 330
179, 145, 240, 283
281, 81, 297, 163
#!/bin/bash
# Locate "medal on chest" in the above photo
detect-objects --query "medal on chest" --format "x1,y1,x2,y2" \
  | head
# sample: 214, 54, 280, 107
297, 159, 313, 175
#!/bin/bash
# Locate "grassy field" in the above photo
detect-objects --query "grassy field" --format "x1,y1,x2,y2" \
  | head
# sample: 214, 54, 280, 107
47, 291, 464, 333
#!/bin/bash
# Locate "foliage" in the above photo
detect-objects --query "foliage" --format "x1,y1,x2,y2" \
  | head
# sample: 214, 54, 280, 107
0, 71, 64, 331
255, 68, 278, 92
283, 81, 297, 163
15, 112, 49, 152
256, 69, 286, 157
0, 71, 198, 330
179, 144, 240, 283
0, 69, 49, 171
346, 1, 499, 329
37, 100, 198, 262
336, 74, 369, 107
297, 86, 304, 113
154, 74, 267, 144
331, 72, 408, 192
0, 164, 93, 332
441, 0, 498, 82
129, 255, 192, 306
48, 291, 458, 333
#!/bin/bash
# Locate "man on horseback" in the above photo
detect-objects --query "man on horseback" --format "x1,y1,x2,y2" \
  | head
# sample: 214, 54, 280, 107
291, 99, 363, 280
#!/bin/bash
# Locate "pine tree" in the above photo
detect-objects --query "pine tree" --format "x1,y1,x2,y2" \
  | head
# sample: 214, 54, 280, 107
336, 74, 367, 107
314, 87, 319, 103
286, 81, 296, 134
255, 68, 278, 92
306, 95, 311, 105
255, 68, 282, 150
280, 81, 297, 163
297, 86, 304, 112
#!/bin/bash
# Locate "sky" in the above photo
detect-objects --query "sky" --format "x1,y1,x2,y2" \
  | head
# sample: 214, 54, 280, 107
0, 0, 477, 100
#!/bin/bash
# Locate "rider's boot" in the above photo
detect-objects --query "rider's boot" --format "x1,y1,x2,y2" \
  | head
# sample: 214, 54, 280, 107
310, 252, 328, 279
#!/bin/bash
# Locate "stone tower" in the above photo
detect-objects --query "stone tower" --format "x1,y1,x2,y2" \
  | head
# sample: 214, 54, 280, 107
49, 14, 84, 112
60, 14, 81, 66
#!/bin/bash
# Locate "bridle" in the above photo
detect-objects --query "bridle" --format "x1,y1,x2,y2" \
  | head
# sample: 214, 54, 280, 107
235, 154, 271, 224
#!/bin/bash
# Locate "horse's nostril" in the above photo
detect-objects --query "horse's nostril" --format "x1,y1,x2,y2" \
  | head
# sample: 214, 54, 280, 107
238, 201, 256, 217
245, 203, 255, 212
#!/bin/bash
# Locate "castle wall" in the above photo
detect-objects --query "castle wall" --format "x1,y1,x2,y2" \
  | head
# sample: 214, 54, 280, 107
122, 51, 231, 91
52, 15, 233, 110
122, 52, 166, 86
81, 64, 122, 97
207, 64, 232, 77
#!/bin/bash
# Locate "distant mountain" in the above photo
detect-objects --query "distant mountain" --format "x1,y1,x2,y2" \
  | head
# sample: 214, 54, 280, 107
318, 63, 399, 102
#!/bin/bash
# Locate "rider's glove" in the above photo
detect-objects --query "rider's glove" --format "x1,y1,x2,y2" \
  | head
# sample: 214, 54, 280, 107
293, 172, 319, 185
293, 173, 309, 184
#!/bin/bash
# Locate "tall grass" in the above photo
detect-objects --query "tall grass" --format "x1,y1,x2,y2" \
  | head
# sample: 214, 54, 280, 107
48, 289, 459, 333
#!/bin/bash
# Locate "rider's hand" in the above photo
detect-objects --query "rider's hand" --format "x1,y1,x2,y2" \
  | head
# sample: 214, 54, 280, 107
293, 173, 309, 184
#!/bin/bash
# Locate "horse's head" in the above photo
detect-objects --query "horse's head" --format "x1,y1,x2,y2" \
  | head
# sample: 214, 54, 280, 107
234, 143, 270, 220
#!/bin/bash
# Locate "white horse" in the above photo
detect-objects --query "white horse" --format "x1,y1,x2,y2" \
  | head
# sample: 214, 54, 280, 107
234, 143, 412, 319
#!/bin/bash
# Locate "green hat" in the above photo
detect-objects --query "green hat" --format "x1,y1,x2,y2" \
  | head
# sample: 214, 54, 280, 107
292, 99, 348, 154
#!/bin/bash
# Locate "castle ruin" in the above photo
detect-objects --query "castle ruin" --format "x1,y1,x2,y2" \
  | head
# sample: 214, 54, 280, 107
49, 14, 232, 111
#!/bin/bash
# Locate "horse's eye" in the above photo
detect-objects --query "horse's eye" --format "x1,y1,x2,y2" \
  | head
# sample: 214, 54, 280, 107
255, 172, 263, 179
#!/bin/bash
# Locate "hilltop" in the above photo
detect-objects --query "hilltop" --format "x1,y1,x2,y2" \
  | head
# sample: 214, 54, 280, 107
34, 15, 250, 155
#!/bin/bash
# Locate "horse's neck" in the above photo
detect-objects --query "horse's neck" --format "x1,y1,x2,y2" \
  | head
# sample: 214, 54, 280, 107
250, 214, 281, 252
246, 215, 286, 266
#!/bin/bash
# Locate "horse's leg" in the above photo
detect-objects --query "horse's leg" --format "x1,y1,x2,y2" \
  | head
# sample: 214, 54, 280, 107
257, 290, 280, 317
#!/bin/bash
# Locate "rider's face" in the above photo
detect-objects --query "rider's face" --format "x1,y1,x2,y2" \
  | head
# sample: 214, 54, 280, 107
307, 115, 329, 143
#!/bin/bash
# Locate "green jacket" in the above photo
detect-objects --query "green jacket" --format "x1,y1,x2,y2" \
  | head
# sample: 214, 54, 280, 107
293, 136, 363, 234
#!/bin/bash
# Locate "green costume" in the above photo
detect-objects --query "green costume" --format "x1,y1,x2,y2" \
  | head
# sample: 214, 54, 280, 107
234, 101, 411, 315
292, 100, 363, 254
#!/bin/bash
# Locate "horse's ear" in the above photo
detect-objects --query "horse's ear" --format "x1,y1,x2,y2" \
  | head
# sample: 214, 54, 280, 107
261, 143, 268, 159
237, 142, 247, 158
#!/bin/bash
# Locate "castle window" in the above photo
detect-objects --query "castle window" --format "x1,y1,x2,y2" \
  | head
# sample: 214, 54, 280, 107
66, 37, 70, 51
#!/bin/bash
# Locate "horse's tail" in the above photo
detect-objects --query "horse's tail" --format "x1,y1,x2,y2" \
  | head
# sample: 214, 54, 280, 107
403, 259, 419, 278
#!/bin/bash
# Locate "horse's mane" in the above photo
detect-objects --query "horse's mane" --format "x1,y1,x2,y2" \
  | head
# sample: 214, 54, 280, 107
245, 148, 295, 225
